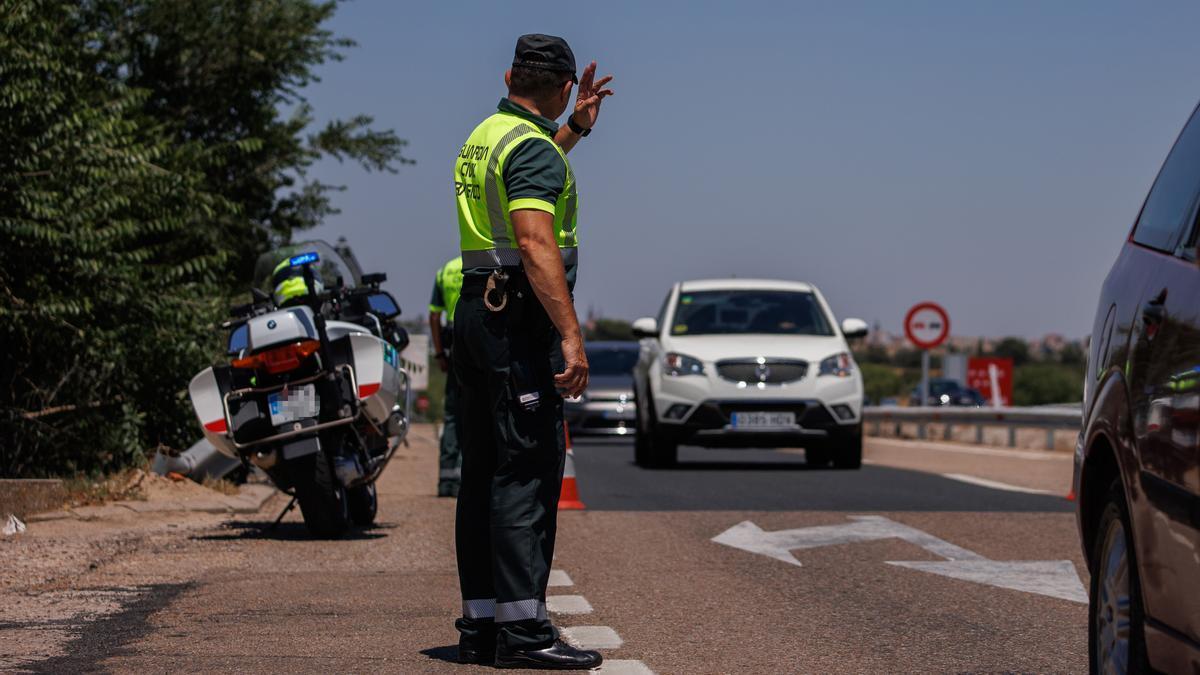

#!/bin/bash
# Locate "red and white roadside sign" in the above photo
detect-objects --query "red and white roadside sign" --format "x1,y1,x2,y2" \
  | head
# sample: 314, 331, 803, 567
904, 302, 950, 350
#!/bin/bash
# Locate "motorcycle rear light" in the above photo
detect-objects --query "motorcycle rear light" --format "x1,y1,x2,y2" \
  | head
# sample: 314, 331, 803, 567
232, 340, 320, 374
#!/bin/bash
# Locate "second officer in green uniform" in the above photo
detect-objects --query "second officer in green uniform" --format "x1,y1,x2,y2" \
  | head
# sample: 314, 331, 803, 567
451, 34, 613, 670
429, 255, 464, 497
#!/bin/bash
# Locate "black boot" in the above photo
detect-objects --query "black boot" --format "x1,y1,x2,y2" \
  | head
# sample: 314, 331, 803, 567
457, 641, 495, 665
495, 639, 603, 670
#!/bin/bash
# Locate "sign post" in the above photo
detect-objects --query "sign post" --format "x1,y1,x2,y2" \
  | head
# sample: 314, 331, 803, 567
904, 302, 950, 406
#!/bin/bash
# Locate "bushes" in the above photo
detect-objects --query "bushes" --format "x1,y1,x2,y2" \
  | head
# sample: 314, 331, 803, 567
0, 0, 409, 477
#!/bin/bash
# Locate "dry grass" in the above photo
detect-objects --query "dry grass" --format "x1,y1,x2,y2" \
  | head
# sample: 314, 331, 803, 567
61, 468, 149, 506
200, 476, 240, 496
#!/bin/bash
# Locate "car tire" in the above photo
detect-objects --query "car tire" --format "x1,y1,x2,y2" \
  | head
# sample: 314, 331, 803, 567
832, 426, 863, 470
1088, 478, 1149, 675
648, 430, 678, 468
635, 388, 677, 468
634, 382, 653, 467
805, 446, 831, 468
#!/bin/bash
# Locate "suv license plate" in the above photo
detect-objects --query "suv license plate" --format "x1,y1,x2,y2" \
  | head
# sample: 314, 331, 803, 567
268, 384, 319, 426
732, 411, 796, 429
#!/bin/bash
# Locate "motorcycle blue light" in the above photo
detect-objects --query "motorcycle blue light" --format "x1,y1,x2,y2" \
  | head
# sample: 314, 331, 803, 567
289, 251, 319, 267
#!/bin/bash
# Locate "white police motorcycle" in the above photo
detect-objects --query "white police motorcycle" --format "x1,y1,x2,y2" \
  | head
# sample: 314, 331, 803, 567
188, 241, 411, 537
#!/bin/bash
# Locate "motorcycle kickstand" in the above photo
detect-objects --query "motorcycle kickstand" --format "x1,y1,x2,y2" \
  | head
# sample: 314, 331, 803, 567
268, 495, 298, 531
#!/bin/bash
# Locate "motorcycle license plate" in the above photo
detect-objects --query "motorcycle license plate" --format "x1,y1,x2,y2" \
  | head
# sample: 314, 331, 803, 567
268, 384, 319, 426
731, 411, 795, 429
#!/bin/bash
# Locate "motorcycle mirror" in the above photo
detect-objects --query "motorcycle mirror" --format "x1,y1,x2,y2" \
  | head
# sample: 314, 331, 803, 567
251, 287, 270, 303
362, 272, 387, 286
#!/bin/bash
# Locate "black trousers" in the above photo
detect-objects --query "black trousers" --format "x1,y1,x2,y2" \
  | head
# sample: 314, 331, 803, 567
438, 329, 461, 489
453, 276, 566, 651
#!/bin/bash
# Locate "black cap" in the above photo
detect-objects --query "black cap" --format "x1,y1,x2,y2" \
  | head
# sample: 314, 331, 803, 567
512, 34, 577, 84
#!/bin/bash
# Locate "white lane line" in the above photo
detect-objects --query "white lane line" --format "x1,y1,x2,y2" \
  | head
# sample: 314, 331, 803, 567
561, 625, 623, 649
593, 659, 655, 674
941, 473, 1053, 495
868, 437, 1070, 461
547, 594, 593, 614
548, 569, 574, 587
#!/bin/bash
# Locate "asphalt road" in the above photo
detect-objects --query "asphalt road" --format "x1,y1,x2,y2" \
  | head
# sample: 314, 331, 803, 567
570, 439, 1072, 512
1, 429, 1087, 673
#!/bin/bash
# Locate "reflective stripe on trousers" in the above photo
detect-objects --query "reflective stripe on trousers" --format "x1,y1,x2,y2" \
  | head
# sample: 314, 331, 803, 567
461, 247, 577, 269
461, 598, 548, 623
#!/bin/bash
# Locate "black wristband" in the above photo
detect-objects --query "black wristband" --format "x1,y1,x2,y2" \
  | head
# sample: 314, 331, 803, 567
566, 116, 591, 137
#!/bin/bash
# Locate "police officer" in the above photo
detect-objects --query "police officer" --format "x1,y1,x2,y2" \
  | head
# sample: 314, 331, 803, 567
429, 255, 464, 497
270, 256, 323, 307
452, 34, 613, 669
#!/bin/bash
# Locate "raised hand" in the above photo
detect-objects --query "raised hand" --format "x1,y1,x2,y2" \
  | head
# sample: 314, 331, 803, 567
570, 61, 614, 131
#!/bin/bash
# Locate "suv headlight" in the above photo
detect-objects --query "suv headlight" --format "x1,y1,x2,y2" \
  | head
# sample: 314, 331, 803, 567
664, 352, 705, 376
818, 352, 854, 378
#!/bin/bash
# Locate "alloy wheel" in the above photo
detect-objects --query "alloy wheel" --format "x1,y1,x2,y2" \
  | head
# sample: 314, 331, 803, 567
1095, 518, 1131, 675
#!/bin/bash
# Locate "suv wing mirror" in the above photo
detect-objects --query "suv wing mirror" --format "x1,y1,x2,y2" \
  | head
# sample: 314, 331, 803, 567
841, 317, 869, 339
631, 316, 659, 339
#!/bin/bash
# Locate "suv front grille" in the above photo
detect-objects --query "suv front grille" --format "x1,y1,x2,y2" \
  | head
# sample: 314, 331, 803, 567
716, 359, 808, 385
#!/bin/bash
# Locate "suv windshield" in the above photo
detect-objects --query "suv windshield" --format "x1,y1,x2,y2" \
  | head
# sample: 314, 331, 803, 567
587, 345, 639, 375
670, 290, 834, 336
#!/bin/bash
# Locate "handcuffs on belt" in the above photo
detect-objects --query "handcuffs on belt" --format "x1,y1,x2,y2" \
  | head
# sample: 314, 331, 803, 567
484, 269, 509, 312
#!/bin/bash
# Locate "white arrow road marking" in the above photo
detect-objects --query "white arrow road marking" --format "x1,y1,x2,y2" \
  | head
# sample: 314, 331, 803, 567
711, 515, 982, 567
712, 515, 1086, 603
887, 560, 1087, 603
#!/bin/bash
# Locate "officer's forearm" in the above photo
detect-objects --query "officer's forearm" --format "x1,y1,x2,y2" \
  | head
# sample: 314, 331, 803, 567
554, 125, 582, 154
429, 312, 443, 353
512, 211, 581, 343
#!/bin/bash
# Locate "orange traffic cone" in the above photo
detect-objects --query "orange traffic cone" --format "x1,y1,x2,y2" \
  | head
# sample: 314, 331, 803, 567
558, 423, 586, 510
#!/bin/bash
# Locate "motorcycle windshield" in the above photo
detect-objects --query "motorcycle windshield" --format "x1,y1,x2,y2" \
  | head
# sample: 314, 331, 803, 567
253, 240, 362, 293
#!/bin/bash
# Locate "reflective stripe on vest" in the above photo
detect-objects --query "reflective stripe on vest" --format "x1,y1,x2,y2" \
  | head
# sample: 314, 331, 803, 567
461, 247, 577, 269
455, 112, 577, 268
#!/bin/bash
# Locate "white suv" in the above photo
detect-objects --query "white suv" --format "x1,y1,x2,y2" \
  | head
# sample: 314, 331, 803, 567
631, 278, 867, 468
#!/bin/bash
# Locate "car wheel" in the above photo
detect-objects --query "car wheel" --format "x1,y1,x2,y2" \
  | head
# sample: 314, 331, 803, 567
832, 426, 863, 470
649, 429, 678, 468
634, 382, 653, 467
805, 446, 831, 468
636, 388, 676, 468
1089, 478, 1149, 675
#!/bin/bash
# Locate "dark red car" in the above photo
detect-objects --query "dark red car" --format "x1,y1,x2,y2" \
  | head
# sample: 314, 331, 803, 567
1076, 101, 1200, 673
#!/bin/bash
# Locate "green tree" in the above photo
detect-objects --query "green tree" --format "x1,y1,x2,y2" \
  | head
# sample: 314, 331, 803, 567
1, 0, 231, 476
585, 318, 635, 341
1012, 363, 1083, 406
81, 0, 413, 279
993, 337, 1031, 366
859, 363, 904, 405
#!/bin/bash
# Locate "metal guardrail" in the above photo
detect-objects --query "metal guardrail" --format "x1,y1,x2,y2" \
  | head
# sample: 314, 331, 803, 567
862, 405, 1083, 449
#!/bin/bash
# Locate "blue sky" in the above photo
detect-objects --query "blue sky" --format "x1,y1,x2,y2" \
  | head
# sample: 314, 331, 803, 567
299, 1, 1200, 338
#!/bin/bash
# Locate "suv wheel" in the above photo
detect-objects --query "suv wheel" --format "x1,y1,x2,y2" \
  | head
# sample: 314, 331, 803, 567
1089, 479, 1148, 674
635, 388, 677, 468
806, 446, 831, 468
832, 426, 863, 470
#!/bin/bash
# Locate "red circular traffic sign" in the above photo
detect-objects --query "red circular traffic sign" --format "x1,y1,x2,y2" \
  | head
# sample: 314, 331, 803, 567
904, 302, 950, 350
